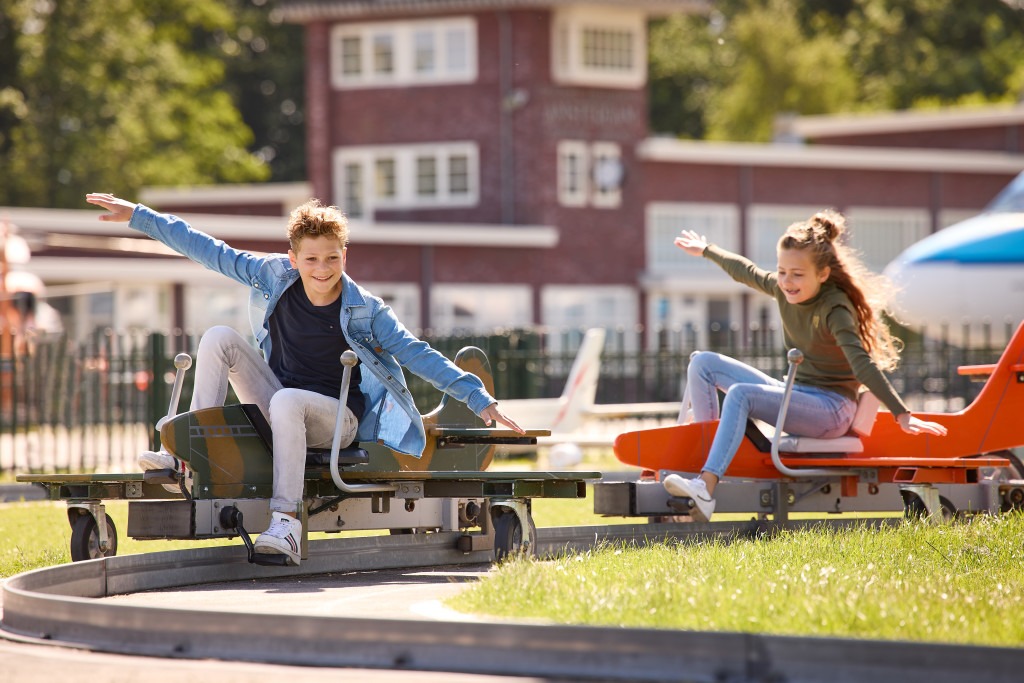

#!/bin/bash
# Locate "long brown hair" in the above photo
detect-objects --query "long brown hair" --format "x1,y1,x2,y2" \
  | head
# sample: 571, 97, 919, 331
779, 210, 902, 371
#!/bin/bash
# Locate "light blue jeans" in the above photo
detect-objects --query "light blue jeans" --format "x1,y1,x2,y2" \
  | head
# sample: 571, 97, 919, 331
686, 351, 856, 478
191, 326, 358, 515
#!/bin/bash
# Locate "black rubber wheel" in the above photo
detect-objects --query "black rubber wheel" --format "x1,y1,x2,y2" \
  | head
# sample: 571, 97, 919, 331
902, 493, 956, 521
492, 508, 537, 562
70, 512, 118, 562
996, 450, 1024, 480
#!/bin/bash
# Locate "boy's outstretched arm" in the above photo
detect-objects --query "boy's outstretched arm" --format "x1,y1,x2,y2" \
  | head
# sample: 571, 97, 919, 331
85, 193, 137, 221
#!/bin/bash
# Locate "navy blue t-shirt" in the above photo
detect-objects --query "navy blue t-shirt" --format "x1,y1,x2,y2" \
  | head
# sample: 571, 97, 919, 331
267, 283, 365, 420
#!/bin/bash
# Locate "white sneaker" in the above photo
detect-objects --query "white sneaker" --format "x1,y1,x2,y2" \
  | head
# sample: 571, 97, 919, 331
138, 449, 179, 471
663, 474, 716, 522
254, 512, 303, 565
138, 450, 190, 494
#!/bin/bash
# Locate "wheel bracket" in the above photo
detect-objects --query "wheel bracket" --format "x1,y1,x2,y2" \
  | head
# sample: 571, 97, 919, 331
69, 502, 110, 553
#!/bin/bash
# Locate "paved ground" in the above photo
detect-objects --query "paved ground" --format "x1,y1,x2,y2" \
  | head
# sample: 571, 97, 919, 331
0, 565, 555, 682
101, 564, 490, 621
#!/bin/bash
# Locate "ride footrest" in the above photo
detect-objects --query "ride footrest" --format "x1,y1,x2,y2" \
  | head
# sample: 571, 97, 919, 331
219, 505, 296, 567
142, 468, 179, 485
667, 496, 697, 515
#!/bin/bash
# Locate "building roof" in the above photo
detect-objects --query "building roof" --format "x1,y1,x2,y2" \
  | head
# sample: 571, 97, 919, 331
3, 205, 559, 286
790, 104, 1024, 140
2, 207, 559, 249
637, 138, 1024, 174
279, 0, 706, 21
140, 182, 314, 215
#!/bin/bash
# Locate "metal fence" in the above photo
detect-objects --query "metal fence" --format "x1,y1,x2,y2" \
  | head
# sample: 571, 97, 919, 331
0, 322, 1016, 475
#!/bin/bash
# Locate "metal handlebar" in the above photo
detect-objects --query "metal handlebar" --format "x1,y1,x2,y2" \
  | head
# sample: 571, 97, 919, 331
330, 350, 395, 494
770, 348, 858, 478
155, 353, 193, 430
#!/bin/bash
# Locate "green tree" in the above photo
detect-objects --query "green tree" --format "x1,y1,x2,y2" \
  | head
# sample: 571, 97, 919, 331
843, 0, 1024, 110
217, 0, 306, 182
0, 0, 267, 209
648, 11, 729, 139
705, 0, 857, 142
648, 0, 1024, 142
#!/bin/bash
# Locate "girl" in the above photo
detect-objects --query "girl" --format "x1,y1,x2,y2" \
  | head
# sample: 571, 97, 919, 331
663, 210, 947, 521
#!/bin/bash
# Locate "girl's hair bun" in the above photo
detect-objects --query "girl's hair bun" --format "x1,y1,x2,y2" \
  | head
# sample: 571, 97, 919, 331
810, 210, 844, 242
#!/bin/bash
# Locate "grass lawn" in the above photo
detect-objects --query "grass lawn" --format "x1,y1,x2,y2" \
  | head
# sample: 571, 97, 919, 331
6, 493, 1021, 647
451, 511, 1024, 647
0, 500, 241, 578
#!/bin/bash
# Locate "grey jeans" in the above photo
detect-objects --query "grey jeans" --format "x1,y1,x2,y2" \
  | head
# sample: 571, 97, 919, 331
191, 326, 358, 514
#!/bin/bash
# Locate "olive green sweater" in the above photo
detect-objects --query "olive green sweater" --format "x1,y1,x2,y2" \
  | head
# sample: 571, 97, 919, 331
704, 244, 908, 417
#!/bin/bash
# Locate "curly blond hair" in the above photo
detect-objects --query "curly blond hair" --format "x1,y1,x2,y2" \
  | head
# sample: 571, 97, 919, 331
286, 199, 348, 250
779, 209, 903, 371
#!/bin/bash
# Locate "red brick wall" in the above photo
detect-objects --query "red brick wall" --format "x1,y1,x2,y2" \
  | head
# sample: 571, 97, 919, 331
294, 6, 1023, 330
305, 22, 333, 201
301, 8, 653, 293
809, 125, 1024, 154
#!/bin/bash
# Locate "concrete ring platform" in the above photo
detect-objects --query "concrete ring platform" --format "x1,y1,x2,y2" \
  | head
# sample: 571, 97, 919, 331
100, 563, 491, 621
1, 563, 551, 683
6, 524, 1024, 682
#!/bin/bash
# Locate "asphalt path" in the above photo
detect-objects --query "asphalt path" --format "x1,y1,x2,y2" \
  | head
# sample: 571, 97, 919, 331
1, 564, 558, 682
101, 564, 491, 620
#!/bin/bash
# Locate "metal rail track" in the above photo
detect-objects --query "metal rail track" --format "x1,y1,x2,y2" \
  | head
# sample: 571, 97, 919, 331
3, 520, 1023, 682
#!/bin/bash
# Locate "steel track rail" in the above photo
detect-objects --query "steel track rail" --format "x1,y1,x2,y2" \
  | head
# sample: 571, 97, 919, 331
3, 521, 1023, 682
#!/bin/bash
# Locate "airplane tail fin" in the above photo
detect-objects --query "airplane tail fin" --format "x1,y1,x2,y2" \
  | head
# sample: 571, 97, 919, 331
550, 328, 606, 434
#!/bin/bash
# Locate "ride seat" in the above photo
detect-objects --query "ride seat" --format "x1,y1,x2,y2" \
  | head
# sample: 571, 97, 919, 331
776, 391, 880, 454
241, 404, 370, 466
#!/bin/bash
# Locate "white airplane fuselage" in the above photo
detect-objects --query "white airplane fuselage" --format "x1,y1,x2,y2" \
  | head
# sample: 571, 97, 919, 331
884, 180, 1024, 347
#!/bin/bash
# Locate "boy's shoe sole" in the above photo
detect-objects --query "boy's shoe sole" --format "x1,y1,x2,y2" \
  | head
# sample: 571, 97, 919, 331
253, 546, 300, 566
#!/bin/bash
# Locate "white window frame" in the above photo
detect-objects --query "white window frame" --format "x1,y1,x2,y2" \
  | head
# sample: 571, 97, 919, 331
540, 285, 638, 352
341, 160, 365, 218
331, 17, 477, 89
374, 157, 397, 201
334, 142, 480, 217
645, 202, 740, 277
845, 207, 931, 273
557, 140, 622, 209
938, 208, 977, 230
184, 284, 249, 338
358, 282, 421, 330
431, 284, 532, 334
557, 140, 589, 207
551, 6, 646, 89
114, 285, 170, 335
590, 142, 622, 208
747, 204, 823, 270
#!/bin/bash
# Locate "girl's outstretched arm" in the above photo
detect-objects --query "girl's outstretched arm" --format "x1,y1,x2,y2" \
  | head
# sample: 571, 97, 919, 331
674, 229, 708, 257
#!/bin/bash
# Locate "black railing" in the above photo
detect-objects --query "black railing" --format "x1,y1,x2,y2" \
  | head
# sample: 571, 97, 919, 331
0, 322, 1016, 474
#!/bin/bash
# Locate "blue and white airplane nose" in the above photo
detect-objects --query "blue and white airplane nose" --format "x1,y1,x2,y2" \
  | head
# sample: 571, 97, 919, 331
883, 212, 1024, 343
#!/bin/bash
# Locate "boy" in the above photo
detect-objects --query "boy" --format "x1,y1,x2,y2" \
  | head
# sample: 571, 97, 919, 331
86, 193, 523, 564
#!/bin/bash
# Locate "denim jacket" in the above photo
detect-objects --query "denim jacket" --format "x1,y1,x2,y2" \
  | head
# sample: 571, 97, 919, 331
129, 204, 497, 456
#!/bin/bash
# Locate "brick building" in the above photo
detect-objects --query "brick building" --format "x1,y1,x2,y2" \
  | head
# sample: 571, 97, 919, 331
5, 1, 1024, 346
